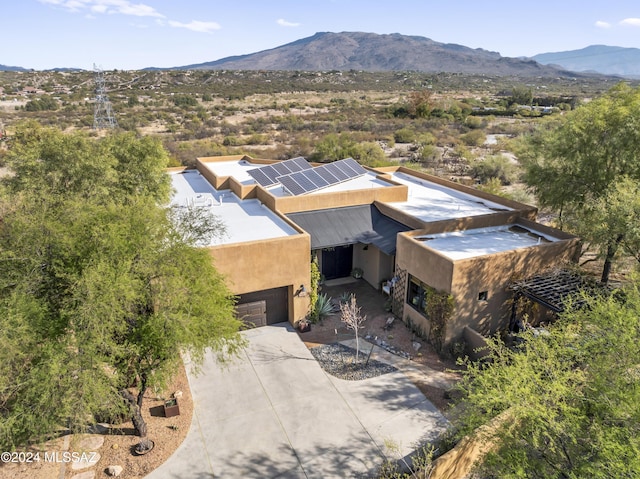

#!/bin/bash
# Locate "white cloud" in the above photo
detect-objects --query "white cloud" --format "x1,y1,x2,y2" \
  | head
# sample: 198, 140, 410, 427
38, 0, 164, 18
277, 18, 300, 27
595, 20, 611, 29
620, 18, 640, 27
40, 0, 223, 33
168, 20, 221, 33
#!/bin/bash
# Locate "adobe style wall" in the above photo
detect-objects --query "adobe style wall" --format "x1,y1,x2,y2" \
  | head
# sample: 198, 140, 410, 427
395, 233, 455, 340
206, 232, 311, 325
395, 229, 581, 352
448, 237, 581, 346
352, 244, 395, 289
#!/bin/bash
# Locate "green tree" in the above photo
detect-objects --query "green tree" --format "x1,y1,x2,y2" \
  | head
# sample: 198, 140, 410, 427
0, 124, 244, 450
570, 177, 640, 282
509, 85, 533, 107
454, 282, 640, 478
522, 83, 640, 283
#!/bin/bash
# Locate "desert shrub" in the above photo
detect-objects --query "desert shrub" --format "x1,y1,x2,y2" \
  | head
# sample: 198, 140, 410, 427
393, 128, 416, 143
222, 136, 242, 146
460, 129, 486, 146
354, 142, 389, 167
453, 145, 474, 161
464, 116, 484, 129
245, 133, 269, 145
419, 144, 443, 163
416, 132, 437, 146
470, 154, 520, 185
476, 177, 503, 195
173, 95, 198, 108
25, 95, 58, 111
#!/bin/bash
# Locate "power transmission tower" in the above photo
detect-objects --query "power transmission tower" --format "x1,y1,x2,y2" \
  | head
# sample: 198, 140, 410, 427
93, 64, 117, 130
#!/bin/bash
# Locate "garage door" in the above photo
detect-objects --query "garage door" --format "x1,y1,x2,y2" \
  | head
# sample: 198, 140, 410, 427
235, 286, 288, 328
235, 301, 267, 328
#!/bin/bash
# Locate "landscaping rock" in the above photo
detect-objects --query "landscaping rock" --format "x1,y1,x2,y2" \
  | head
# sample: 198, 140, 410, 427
173, 390, 183, 399
106, 465, 123, 476
71, 471, 95, 479
71, 452, 101, 470
413, 341, 422, 352
77, 434, 104, 451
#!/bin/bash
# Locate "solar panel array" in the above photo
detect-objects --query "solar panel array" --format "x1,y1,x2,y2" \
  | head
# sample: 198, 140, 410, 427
247, 157, 311, 187
277, 158, 368, 196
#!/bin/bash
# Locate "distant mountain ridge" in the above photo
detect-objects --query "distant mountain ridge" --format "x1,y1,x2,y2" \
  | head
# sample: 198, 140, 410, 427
532, 45, 640, 77
170, 31, 573, 76
0, 64, 28, 72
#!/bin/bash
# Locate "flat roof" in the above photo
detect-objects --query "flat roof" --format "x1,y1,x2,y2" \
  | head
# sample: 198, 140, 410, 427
200, 159, 392, 195
170, 170, 299, 246
200, 159, 257, 185
389, 172, 512, 222
414, 224, 560, 260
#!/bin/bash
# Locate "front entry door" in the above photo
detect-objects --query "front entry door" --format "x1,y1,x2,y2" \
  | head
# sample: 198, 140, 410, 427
322, 245, 353, 280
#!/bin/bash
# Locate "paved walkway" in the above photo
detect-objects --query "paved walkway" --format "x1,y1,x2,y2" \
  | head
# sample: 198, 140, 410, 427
145, 323, 448, 479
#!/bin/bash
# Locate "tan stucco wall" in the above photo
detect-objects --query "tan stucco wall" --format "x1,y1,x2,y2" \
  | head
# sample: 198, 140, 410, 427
353, 244, 395, 289
448, 237, 581, 346
273, 185, 408, 214
395, 233, 455, 338
394, 228, 581, 351
207, 233, 311, 324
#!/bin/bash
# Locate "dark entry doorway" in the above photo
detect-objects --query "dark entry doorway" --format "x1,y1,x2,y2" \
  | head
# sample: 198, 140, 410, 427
322, 245, 353, 280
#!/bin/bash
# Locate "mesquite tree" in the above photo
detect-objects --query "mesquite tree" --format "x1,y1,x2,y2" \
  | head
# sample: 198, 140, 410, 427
0, 122, 244, 449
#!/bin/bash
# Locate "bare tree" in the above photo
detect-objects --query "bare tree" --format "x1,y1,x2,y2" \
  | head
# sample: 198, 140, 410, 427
340, 294, 367, 361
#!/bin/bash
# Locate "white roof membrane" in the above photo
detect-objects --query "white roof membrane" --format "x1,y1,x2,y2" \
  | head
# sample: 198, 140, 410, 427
415, 225, 560, 260
389, 172, 512, 222
170, 170, 299, 246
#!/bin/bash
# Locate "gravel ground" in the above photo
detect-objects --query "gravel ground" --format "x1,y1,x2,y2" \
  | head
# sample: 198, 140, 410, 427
310, 342, 397, 380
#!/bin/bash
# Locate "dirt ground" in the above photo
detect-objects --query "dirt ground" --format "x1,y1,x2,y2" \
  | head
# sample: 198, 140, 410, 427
298, 278, 462, 412
0, 363, 193, 479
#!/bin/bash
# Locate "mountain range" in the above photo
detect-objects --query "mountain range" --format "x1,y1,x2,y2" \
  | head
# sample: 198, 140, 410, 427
532, 45, 640, 78
2, 32, 637, 77
171, 32, 570, 76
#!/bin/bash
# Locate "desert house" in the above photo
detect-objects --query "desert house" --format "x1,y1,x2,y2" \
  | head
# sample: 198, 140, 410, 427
169, 156, 579, 353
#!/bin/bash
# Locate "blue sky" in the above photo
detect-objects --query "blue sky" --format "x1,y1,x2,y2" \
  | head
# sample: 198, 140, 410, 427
3, 0, 640, 70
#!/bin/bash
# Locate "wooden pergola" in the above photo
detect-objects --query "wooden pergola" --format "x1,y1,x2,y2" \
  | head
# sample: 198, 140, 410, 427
509, 269, 606, 331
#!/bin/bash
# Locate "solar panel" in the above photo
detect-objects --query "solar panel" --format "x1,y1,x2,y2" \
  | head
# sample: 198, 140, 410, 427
344, 157, 367, 175
271, 162, 291, 176
325, 162, 349, 181
316, 167, 339, 183
247, 168, 272, 187
278, 175, 307, 196
288, 157, 310, 172
247, 157, 312, 187
305, 169, 329, 188
277, 158, 368, 196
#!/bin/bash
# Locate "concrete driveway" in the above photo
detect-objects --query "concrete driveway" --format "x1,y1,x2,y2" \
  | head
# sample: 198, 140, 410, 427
145, 323, 448, 479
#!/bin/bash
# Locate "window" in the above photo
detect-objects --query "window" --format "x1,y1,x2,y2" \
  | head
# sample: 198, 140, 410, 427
478, 291, 488, 301
408, 277, 427, 311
